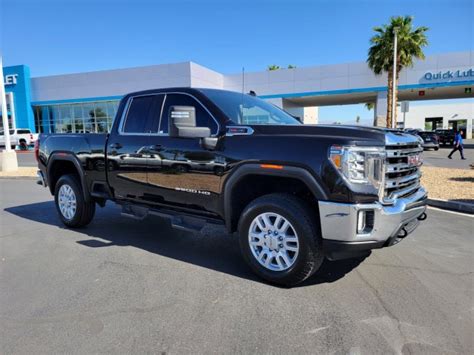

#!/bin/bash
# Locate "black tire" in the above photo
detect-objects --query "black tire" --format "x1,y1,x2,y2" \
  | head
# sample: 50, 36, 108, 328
434, 147, 439, 151
174, 164, 189, 173
238, 193, 324, 286
214, 166, 225, 176
54, 174, 95, 228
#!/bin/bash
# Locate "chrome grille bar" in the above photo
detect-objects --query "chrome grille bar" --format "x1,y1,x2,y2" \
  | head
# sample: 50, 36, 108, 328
384, 131, 423, 203
386, 147, 423, 157
385, 171, 421, 188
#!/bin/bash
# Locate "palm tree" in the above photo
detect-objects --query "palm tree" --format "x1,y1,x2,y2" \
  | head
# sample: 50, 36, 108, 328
367, 16, 428, 128
267, 65, 280, 71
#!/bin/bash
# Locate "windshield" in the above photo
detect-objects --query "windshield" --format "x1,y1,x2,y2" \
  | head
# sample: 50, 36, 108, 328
0, 130, 15, 135
200, 89, 300, 125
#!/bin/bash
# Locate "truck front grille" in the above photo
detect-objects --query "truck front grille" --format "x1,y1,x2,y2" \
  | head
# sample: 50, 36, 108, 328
384, 141, 423, 202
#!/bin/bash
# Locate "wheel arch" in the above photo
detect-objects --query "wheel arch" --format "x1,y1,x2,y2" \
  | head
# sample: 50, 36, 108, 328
47, 153, 91, 202
222, 163, 328, 233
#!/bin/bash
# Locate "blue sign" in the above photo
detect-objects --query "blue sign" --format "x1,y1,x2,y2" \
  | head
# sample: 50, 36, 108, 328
3, 65, 35, 132
424, 68, 474, 81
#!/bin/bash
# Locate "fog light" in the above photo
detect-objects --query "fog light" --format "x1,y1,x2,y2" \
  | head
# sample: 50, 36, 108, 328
357, 210, 374, 234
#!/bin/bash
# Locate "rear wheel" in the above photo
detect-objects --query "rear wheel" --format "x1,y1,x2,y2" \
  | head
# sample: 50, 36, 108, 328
54, 174, 95, 228
174, 164, 189, 173
238, 193, 324, 286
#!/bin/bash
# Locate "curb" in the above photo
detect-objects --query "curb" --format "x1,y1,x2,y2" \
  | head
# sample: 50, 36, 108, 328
427, 198, 474, 214
0, 176, 36, 180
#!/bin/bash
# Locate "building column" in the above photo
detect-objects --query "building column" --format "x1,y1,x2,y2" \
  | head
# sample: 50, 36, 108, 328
6, 92, 16, 130
375, 91, 387, 127
467, 118, 473, 139
278, 99, 319, 124
263, 98, 318, 124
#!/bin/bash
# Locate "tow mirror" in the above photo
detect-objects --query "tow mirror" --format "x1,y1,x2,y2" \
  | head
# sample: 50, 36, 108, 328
169, 106, 211, 138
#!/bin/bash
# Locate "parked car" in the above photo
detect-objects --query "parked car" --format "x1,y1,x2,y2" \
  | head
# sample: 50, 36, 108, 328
417, 131, 440, 151
434, 129, 455, 146
405, 129, 439, 150
0, 128, 38, 149
36, 88, 427, 286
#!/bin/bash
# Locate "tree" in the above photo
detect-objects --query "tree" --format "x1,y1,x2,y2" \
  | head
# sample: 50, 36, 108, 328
267, 65, 280, 71
365, 102, 375, 111
367, 16, 428, 128
287, 64, 296, 69
356, 115, 361, 124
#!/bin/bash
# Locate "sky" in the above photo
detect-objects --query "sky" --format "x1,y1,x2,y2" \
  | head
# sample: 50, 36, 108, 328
2, 0, 473, 124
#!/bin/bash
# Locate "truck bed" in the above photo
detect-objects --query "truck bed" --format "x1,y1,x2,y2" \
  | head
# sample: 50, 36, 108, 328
38, 133, 109, 192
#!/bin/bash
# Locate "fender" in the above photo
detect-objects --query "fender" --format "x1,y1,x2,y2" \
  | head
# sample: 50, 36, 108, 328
222, 163, 328, 232
47, 152, 91, 202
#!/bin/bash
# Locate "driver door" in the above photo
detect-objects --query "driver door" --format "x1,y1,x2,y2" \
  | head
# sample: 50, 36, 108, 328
146, 93, 223, 214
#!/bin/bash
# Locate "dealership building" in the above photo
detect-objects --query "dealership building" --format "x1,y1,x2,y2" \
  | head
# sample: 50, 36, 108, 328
2, 51, 473, 137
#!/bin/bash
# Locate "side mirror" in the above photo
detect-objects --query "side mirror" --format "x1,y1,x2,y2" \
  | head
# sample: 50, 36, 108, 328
169, 106, 211, 138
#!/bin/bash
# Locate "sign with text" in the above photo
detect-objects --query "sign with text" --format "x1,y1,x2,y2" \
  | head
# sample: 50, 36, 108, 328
3, 74, 18, 86
423, 68, 473, 81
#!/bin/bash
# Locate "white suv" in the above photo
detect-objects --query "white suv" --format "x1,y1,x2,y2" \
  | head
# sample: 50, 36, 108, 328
0, 129, 39, 149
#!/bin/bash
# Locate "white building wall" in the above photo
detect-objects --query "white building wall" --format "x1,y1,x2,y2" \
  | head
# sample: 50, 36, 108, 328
26, 51, 472, 132
29, 51, 473, 104
30, 62, 193, 102
189, 63, 224, 89
223, 51, 473, 98
397, 101, 473, 138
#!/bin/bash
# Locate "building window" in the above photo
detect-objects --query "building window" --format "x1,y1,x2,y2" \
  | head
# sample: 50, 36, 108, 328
32, 100, 120, 134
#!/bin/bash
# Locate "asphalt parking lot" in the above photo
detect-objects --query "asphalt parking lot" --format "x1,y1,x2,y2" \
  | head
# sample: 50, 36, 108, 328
422, 144, 472, 169
1, 179, 473, 354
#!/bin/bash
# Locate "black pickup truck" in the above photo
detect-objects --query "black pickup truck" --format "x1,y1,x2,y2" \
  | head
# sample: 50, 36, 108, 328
36, 88, 427, 286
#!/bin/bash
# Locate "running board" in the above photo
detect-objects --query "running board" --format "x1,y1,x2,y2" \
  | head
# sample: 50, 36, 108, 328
120, 203, 223, 233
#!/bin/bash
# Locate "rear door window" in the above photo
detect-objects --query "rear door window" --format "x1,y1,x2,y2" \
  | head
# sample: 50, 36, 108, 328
122, 95, 160, 133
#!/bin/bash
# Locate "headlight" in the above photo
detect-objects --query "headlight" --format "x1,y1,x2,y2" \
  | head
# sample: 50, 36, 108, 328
329, 145, 386, 191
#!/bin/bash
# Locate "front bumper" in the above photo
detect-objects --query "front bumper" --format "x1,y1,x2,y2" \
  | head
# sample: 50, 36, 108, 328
422, 142, 439, 149
318, 187, 427, 260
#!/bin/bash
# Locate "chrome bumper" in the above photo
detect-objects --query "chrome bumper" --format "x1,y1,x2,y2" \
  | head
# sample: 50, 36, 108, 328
318, 187, 427, 244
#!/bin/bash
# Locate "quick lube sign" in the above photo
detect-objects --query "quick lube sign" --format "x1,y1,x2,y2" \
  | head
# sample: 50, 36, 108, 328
424, 68, 473, 81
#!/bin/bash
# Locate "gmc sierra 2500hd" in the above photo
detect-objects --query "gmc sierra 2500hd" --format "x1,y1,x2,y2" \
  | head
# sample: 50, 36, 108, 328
36, 88, 427, 286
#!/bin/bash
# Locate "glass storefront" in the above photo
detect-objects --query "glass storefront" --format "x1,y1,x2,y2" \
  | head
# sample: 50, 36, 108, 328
33, 100, 120, 134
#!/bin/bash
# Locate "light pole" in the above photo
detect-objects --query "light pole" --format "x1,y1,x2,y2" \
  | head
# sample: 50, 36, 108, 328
391, 27, 399, 129
0, 56, 12, 151
0, 55, 18, 172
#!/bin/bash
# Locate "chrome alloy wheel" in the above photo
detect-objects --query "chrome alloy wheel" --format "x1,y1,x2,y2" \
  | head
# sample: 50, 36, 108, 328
248, 212, 299, 271
58, 184, 77, 220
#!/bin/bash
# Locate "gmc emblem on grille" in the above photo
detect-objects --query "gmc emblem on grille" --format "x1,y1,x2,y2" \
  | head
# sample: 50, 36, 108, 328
408, 154, 421, 166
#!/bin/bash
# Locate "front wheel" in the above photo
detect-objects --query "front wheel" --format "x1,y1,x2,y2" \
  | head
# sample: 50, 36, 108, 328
238, 193, 324, 286
54, 174, 95, 228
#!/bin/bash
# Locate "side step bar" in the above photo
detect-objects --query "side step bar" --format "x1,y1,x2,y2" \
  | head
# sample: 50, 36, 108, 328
120, 203, 223, 233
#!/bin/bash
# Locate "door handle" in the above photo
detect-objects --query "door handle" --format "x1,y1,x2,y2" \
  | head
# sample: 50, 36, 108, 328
110, 143, 122, 149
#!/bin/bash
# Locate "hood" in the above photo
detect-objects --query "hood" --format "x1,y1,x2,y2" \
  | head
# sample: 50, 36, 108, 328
250, 124, 388, 145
